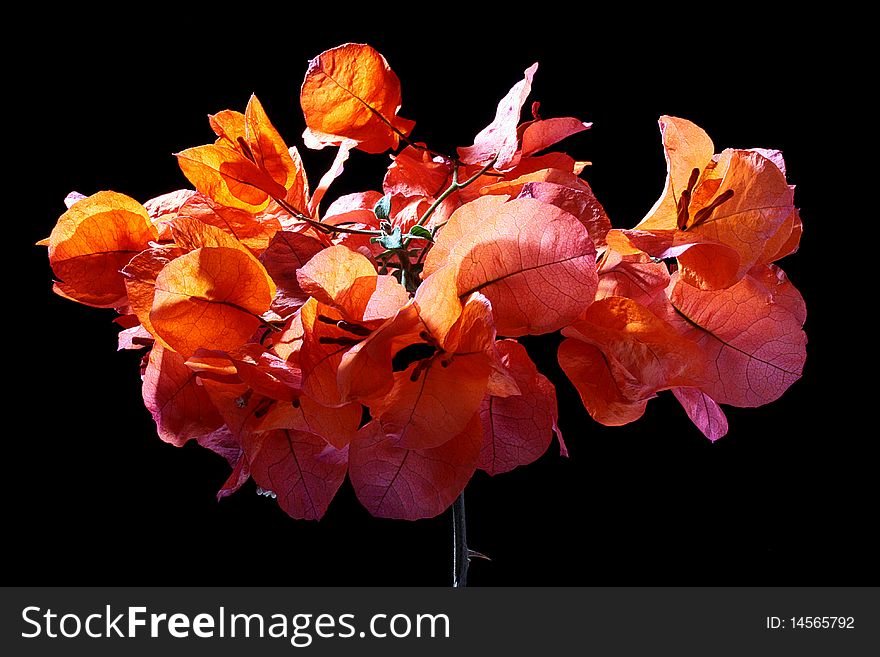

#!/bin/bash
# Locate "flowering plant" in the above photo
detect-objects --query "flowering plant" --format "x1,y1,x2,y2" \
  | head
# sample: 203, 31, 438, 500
40, 44, 806, 581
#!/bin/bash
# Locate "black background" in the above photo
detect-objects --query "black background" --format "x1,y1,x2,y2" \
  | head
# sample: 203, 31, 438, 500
13, 9, 872, 585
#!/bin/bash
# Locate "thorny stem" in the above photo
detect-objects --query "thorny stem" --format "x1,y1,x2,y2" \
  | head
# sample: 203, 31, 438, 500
452, 492, 468, 587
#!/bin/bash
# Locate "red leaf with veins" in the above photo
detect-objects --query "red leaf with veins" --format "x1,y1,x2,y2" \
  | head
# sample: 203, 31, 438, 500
300, 44, 414, 154
176, 193, 282, 255
481, 168, 611, 247
671, 387, 728, 442
596, 251, 670, 313
668, 269, 807, 407
748, 263, 807, 324
520, 117, 591, 157
422, 195, 507, 279
194, 425, 251, 500
244, 429, 348, 520
142, 344, 223, 446
372, 356, 491, 450
559, 296, 705, 426
257, 395, 361, 450
478, 340, 564, 475
259, 231, 325, 318
297, 245, 380, 308
349, 413, 482, 520
419, 196, 598, 337
558, 339, 649, 426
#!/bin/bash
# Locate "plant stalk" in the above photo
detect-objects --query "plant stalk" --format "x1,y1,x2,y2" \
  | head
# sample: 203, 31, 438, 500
452, 492, 468, 587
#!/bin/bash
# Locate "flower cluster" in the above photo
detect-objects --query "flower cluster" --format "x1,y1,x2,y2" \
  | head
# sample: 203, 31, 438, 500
41, 44, 806, 520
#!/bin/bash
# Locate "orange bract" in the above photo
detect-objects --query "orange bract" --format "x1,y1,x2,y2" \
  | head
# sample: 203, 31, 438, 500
150, 247, 276, 357
297, 245, 383, 308
244, 428, 348, 521
457, 64, 591, 171
668, 268, 807, 407
301, 43, 414, 154
369, 293, 497, 451
46, 191, 158, 307
295, 248, 409, 408
419, 196, 598, 337
258, 395, 361, 450
122, 246, 185, 343
177, 144, 283, 212
244, 95, 305, 199
480, 167, 611, 247
179, 94, 308, 214
176, 194, 283, 255
613, 116, 797, 289
559, 296, 705, 426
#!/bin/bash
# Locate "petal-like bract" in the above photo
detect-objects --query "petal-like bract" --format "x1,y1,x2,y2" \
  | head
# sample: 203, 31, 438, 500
478, 340, 563, 475
349, 414, 483, 520
150, 247, 276, 357
47, 191, 158, 307
301, 44, 414, 154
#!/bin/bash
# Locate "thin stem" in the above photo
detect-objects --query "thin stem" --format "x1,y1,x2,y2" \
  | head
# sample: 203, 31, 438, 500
415, 172, 459, 230
415, 155, 499, 229
452, 492, 468, 587
395, 248, 419, 294
393, 130, 452, 163
368, 109, 452, 163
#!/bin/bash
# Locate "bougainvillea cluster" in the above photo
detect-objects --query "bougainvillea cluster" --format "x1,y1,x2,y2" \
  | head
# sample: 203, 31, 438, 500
40, 44, 806, 521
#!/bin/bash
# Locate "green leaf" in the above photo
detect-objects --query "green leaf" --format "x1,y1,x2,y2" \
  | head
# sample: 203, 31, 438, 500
373, 193, 392, 221
378, 226, 403, 250
407, 225, 434, 241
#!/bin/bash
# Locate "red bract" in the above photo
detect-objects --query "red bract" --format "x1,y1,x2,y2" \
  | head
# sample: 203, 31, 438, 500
38, 44, 807, 520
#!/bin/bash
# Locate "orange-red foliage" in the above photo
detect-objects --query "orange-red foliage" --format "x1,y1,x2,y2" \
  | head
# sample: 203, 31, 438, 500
40, 44, 806, 520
